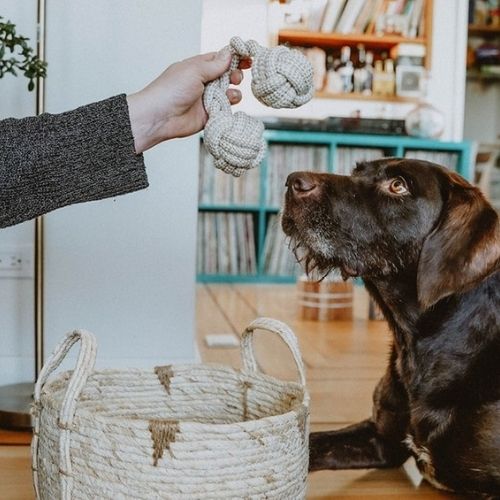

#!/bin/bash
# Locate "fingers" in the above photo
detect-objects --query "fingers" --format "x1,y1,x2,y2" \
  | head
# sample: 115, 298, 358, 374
230, 69, 243, 85
230, 57, 252, 84
195, 50, 251, 85
226, 88, 242, 105
197, 50, 232, 82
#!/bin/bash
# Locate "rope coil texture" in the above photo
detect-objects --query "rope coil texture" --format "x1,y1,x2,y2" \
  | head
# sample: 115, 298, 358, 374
32, 317, 309, 499
203, 37, 314, 177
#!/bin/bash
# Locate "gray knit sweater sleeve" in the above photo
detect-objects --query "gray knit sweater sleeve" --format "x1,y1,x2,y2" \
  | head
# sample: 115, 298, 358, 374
0, 94, 149, 228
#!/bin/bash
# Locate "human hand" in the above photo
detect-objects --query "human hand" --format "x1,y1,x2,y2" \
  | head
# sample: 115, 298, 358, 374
127, 51, 250, 154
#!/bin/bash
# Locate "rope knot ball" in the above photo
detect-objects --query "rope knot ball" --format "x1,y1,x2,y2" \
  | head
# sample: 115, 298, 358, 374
203, 37, 313, 177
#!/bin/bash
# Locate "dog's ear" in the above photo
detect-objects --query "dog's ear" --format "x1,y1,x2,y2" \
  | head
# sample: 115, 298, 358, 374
417, 172, 500, 309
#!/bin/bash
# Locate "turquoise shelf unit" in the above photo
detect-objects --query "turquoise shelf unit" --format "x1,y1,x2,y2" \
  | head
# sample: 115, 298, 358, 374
197, 130, 472, 284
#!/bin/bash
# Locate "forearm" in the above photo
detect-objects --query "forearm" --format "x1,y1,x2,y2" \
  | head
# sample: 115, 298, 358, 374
0, 94, 148, 228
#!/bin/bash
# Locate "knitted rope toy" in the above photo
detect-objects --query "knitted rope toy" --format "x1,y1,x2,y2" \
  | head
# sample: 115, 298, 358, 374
203, 37, 314, 177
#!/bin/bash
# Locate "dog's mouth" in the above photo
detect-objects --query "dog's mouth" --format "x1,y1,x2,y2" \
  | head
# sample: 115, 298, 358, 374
281, 195, 364, 281
284, 221, 360, 281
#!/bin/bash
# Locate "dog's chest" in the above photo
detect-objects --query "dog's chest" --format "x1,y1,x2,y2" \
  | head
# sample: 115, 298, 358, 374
404, 435, 452, 492
394, 341, 417, 386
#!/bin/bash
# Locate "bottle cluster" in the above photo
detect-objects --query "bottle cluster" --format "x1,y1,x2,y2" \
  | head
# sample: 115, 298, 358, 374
322, 44, 396, 97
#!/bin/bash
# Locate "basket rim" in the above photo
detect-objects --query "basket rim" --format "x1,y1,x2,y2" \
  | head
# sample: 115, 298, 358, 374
39, 363, 310, 431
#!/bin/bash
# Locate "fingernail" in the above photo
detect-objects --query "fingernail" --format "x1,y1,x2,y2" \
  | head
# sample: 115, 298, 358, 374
228, 89, 240, 102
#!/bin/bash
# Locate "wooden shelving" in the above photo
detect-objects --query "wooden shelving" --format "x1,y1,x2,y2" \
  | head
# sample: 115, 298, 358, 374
467, 69, 500, 82
278, 31, 425, 50
315, 91, 420, 103
467, 24, 500, 85
468, 24, 500, 36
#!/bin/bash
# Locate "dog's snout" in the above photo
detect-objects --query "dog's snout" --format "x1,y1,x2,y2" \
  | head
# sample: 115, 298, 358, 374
286, 172, 318, 196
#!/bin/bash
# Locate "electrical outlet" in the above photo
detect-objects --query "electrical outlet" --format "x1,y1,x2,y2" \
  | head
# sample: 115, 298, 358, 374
0, 253, 23, 271
0, 249, 33, 278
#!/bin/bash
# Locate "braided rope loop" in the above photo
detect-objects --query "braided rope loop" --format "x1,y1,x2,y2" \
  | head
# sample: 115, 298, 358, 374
203, 37, 313, 177
241, 317, 307, 389
32, 330, 97, 499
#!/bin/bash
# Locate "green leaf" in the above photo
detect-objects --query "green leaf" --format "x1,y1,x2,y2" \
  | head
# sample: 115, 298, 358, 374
0, 18, 47, 90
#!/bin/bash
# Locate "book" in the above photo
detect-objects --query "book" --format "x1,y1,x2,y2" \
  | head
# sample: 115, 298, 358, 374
262, 214, 300, 277
308, 0, 329, 31
199, 142, 260, 206
320, 0, 347, 32
404, 150, 459, 171
245, 215, 257, 274
336, 0, 367, 33
228, 212, 238, 275
266, 144, 329, 206
336, 147, 385, 174
365, 0, 386, 33
352, 0, 376, 33
408, 0, 424, 37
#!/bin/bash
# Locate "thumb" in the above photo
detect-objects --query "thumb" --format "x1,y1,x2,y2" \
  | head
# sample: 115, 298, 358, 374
199, 49, 232, 83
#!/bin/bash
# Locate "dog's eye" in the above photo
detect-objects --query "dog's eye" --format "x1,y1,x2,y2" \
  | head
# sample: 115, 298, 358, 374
389, 177, 408, 195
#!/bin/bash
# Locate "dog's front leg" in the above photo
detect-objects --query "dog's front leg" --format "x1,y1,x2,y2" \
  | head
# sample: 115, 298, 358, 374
310, 350, 410, 471
309, 418, 409, 470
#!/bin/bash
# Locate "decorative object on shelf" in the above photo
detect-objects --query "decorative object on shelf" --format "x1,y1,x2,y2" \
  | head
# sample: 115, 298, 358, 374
404, 101, 445, 139
469, 0, 500, 26
393, 43, 426, 97
297, 273, 353, 321
307, 46, 327, 90
203, 36, 313, 177
0, 16, 47, 91
32, 319, 310, 499
372, 57, 396, 97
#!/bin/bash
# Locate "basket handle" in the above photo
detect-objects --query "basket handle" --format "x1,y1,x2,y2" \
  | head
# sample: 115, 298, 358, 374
32, 330, 97, 500
240, 317, 306, 387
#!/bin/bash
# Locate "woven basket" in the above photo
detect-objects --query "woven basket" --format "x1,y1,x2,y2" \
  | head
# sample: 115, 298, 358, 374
31, 317, 309, 499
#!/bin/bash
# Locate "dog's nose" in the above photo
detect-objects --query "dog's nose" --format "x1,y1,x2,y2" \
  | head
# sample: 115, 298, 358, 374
286, 172, 317, 196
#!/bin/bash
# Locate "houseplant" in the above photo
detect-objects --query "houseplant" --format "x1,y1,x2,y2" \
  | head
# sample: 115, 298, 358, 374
0, 16, 47, 91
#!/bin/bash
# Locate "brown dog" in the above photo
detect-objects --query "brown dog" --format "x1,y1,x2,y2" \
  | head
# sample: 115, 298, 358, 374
281, 158, 500, 498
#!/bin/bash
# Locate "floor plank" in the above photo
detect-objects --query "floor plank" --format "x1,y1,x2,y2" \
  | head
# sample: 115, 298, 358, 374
0, 446, 33, 499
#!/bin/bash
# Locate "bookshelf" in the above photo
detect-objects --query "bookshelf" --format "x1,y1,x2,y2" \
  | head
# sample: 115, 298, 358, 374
277, 31, 426, 50
468, 24, 500, 37
467, 24, 500, 83
197, 130, 472, 283
275, 0, 434, 102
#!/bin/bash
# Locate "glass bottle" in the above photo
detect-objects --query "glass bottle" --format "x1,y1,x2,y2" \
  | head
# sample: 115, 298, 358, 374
325, 54, 343, 94
384, 58, 396, 96
362, 51, 374, 95
337, 45, 354, 93
372, 59, 384, 96
353, 44, 367, 94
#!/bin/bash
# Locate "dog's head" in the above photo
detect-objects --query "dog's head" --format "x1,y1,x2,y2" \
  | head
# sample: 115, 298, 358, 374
281, 158, 499, 308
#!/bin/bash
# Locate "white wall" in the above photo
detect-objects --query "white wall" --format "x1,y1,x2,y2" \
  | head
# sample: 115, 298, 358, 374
1, 0, 202, 381
0, 1, 36, 385
201, 0, 468, 141
43, 0, 202, 369
464, 83, 500, 143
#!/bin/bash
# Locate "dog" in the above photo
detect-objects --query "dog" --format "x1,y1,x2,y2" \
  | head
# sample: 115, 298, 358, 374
281, 158, 500, 498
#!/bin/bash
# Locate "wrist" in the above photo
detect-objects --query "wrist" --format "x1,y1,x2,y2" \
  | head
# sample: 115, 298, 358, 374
126, 91, 167, 154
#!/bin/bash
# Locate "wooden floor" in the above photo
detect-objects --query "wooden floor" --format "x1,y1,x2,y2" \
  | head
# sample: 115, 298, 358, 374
0, 284, 461, 499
